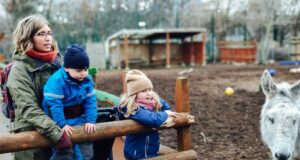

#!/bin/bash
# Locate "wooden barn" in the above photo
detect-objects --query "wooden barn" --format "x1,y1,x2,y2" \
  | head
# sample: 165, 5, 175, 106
105, 28, 207, 69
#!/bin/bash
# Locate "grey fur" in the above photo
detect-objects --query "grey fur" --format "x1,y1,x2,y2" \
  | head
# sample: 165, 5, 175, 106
261, 69, 300, 160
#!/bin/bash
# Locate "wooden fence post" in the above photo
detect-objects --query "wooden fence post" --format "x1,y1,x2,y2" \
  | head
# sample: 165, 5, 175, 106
190, 37, 195, 66
166, 32, 171, 68
201, 32, 207, 66
124, 34, 129, 70
175, 77, 192, 151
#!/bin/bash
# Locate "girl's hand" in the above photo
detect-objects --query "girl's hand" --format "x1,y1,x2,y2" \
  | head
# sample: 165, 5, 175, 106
84, 123, 96, 133
165, 110, 178, 117
62, 125, 74, 136
161, 117, 175, 127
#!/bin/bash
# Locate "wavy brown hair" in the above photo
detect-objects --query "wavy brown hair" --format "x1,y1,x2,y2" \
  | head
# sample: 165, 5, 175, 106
12, 14, 57, 55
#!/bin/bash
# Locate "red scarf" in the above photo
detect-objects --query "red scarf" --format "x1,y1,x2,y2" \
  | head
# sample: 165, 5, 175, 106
136, 99, 157, 111
26, 48, 58, 62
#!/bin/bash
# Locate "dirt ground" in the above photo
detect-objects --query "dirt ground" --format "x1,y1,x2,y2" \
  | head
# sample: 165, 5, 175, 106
96, 63, 300, 160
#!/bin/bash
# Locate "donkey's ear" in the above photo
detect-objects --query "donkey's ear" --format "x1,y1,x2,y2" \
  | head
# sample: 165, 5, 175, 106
261, 69, 277, 96
291, 80, 300, 97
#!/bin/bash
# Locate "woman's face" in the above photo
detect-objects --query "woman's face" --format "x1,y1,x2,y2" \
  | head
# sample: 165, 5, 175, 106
32, 24, 53, 52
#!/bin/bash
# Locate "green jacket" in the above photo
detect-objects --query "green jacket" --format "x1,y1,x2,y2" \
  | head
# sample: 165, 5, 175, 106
7, 53, 63, 143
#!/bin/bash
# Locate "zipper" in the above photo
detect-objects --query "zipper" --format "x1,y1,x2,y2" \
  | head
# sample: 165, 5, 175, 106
145, 136, 150, 158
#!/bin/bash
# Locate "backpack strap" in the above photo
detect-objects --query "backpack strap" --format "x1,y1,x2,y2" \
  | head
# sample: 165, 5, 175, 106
1, 62, 15, 121
1, 61, 34, 122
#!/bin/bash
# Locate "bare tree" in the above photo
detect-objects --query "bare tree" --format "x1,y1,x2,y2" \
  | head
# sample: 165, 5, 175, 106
1, 0, 298, 63
246, 0, 292, 63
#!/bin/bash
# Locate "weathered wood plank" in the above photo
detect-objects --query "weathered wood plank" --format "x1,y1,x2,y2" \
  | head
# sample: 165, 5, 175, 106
0, 113, 194, 154
146, 150, 198, 160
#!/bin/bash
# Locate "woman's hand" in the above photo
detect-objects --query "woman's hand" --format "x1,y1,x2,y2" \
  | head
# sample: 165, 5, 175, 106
165, 110, 178, 117
84, 123, 96, 133
62, 125, 74, 136
55, 131, 73, 150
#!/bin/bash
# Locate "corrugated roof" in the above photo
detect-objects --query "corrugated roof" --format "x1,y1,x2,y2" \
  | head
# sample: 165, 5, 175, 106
104, 28, 207, 58
107, 28, 207, 41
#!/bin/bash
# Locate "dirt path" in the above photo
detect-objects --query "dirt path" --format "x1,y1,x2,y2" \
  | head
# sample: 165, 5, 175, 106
97, 64, 300, 160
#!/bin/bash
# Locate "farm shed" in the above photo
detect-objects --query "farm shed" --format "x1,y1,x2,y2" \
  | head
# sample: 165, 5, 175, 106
217, 41, 257, 63
105, 28, 207, 69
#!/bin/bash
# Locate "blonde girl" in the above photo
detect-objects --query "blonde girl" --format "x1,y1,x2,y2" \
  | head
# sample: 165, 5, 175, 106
117, 69, 177, 160
119, 89, 162, 117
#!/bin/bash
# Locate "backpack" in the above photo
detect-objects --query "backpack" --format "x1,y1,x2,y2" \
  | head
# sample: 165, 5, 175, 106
0, 59, 56, 122
0, 62, 15, 121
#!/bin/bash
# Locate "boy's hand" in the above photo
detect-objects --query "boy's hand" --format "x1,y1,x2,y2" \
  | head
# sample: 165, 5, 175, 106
84, 123, 96, 133
165, 110, 178, 117
62, 125, 74, 136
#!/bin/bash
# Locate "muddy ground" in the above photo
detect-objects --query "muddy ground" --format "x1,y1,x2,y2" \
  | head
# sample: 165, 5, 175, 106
96, 64, 300, 160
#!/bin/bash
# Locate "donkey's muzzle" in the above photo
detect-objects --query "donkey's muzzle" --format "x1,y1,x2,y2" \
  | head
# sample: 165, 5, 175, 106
275, 152, 290, 160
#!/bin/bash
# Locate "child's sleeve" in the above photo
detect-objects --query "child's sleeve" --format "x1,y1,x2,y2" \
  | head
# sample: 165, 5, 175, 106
113, 105, 126, 120
129, 107, 168, 128
43, 78, 66, 128
160, 98, 171, 111
82, 77, 97, 124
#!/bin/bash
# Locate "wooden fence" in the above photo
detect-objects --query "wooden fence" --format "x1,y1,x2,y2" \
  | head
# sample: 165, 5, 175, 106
218, 41, 256, 63
0, 77, 198, 159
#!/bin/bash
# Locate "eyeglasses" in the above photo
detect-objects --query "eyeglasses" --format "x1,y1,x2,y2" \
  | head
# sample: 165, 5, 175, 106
35, 31, 53, 37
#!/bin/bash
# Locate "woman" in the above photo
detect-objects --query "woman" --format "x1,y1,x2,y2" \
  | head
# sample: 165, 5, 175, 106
7, 14, 72, 160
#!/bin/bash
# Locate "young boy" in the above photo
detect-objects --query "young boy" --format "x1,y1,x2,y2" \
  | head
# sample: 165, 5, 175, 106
42, 44, 97, 160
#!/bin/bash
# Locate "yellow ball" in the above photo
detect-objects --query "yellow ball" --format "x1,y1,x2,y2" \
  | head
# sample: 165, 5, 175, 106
225, 87, 234, 96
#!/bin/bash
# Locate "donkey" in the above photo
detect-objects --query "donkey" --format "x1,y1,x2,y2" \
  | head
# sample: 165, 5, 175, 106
261, 69, 300, 160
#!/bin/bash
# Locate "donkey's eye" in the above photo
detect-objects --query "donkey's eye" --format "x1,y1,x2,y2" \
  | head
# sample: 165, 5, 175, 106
269, 117, 274, 124
279, 91, 286, 96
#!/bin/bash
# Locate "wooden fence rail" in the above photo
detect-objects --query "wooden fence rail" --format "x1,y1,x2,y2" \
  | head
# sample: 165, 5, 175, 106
0, 76, 198, 159
0, 113, 194, 154
146, 150, 198, 160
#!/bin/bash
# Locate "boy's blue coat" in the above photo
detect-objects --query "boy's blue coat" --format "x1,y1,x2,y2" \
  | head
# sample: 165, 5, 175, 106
42, 67, 97, 127
42, 67, 97, 159
118, 99, 170, 159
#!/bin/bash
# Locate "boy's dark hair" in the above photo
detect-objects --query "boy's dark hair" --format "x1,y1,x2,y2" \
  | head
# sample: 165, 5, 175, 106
64, 44, 89, 69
